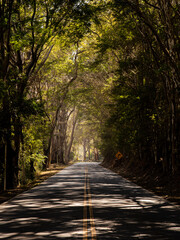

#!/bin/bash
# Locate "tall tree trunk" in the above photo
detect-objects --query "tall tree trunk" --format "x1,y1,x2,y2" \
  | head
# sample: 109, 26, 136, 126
2, 97, 19, 189
88, 144, 91, 161
47, 139, 52, 168
83, 139, 87, 162
65, 111, 78, 164
6, 140, 17, 189
171, 90, 176, 173
94, 148, 99, 161
4, 142, 7, 191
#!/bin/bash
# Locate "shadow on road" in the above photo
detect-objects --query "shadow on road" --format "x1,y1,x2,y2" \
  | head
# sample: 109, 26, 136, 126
0, 163, 180, 240
88, 164, 180, 240
0, 166, 85, 239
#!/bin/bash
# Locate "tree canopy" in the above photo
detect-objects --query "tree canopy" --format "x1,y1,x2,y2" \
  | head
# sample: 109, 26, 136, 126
0, 0, 179, 190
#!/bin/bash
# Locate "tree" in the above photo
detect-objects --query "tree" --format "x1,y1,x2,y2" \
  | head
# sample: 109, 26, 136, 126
0, 0, 96, 189
95, 0, 180, 173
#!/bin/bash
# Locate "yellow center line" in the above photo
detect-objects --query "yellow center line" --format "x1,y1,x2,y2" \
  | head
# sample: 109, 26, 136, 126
87, 177, 97, 240
83, 167, 97, 240
83, 168, 88, 240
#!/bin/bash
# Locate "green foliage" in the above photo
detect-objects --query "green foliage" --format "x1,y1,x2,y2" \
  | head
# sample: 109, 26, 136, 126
19, 116, 48, 184
95, 0, 180, 173
0, 0, 101, 188
1, 0, 179, 189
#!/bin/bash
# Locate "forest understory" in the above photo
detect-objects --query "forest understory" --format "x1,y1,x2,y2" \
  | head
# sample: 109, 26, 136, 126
102, 160, 180, 207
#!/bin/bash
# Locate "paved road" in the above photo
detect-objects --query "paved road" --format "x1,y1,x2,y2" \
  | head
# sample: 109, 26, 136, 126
0, 162, 180, 239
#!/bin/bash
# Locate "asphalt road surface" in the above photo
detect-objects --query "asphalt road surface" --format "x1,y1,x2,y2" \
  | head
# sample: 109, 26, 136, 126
0, 162, 180, 239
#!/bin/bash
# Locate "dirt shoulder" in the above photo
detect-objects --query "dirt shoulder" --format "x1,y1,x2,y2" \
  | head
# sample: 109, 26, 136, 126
102, 160, 180, 207
0, 164, 70, 205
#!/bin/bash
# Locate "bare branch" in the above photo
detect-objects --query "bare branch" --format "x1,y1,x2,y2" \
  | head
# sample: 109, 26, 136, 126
142, 0, 160, 10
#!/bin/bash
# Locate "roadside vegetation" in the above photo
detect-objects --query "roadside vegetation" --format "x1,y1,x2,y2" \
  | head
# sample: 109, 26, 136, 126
0, 0, 179, 203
